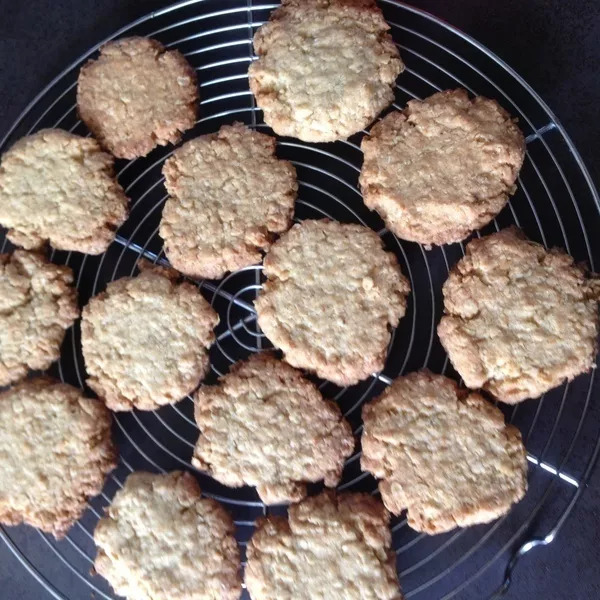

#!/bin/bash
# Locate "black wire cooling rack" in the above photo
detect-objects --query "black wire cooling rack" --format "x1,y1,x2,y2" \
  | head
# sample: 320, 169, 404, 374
1, 1, 600, 598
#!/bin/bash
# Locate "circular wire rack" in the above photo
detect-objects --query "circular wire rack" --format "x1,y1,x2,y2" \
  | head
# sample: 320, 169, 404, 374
1, 1, 600, 598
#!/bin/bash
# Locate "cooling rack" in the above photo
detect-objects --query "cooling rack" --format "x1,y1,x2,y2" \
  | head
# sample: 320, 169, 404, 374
1, 1, 599, 598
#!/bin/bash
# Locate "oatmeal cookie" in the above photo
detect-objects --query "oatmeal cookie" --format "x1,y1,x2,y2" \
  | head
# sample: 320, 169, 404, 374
193, 352, 354, 503
361, 370, 527, 534
438, 227, 600, 403
0, 129, 128, 253
360, 89, 525, 245
255, 220, 410, 386
249, 0, 403, 142
77, 37, 198, 159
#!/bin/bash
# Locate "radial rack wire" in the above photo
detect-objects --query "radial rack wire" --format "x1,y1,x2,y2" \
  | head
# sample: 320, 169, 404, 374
1, 1, 599, 599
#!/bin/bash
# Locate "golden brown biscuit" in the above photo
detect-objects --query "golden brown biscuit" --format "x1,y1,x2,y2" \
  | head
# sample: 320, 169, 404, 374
81, 263, 219, 411
0, 377, 116, 538
94, 471, 241, 600
361, 370, 528, 534
192, 353, 354, 504
159, 122, 297, 280
0, 129, 128, 253
360, 89, 525, 245
438, 227, 600, 403
77, 37, 198, 159
249, 0, 403, 142
255, 219, 410, 386
0, 250, 79, 386
245, 490, 403, 600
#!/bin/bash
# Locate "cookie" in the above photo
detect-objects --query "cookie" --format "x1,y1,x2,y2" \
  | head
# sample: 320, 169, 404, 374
0, 377, 116, 538
255, 220, 410, 386
438, 227, 600, 403
0, 129, 129, 253
77, 37, 198, 159
361, 370, 527, 534
81, 262, 219, 411
245, 490, 402, 600
159, 122, 297, 280
192, 353, 354, 504
94, 471, 241, 600
248, 0, 403, 142
359, 89, 525, 245
0, 250, 79, 386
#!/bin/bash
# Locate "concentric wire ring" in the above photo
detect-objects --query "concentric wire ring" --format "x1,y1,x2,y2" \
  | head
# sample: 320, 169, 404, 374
1, 1, 599, 599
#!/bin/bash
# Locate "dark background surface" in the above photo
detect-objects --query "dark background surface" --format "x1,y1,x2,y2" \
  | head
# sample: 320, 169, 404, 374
0, 1, 599, 599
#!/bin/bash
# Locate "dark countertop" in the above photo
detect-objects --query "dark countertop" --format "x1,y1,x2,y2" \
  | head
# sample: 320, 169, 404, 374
1, 1, 599, 599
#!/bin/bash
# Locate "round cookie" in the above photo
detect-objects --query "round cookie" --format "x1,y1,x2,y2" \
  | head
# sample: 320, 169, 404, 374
81, 262, 219, 411
438, 227, 600, 404
0, 250, 79, 386
361, 370, 528, 534
359, 89, 525, 245
0, 129, 129, 253
245, 490, 403, 600
192, 352, 354, 504
0, 377, 116, 538
77, 37, 198, 159
159, 122, 297, 280
248, 0, 403, 142
94, 471, 241, 600
255, 219, 410, 386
